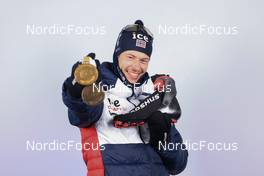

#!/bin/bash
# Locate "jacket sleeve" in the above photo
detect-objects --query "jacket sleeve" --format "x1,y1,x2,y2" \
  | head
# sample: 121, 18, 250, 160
156, 126, 188, 175
62, 77, 104, 128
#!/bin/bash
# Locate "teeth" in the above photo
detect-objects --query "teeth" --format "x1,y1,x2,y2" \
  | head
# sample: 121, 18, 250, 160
128, 72, 139, 78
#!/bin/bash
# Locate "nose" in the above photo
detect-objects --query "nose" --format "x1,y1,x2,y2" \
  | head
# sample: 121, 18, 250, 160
132, 59, 141, 67
131, 60, 141, 72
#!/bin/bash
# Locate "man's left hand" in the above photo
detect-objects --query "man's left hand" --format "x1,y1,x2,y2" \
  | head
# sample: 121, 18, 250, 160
148, 111, 174, 149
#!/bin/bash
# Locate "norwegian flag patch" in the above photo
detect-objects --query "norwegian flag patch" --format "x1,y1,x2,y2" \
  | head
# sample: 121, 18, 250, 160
136, 39, 146, 48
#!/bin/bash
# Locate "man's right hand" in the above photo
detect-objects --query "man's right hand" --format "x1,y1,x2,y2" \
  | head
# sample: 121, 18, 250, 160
67, 53, 98, 99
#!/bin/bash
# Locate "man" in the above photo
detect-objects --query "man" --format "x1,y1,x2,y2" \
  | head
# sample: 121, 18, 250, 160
62, 20, 188, 176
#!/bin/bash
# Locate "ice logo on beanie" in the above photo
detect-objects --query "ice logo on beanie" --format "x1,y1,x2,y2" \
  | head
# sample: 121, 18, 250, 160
132, 32, 148, 49
132, 32, 149, 42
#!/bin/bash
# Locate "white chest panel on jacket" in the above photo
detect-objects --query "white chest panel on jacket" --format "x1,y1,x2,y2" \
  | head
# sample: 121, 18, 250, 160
95, 78, 155, 145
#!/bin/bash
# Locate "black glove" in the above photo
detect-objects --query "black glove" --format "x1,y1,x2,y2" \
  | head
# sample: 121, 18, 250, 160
151, 74, 177, 106
113, 75, 180, 128
67, 53, 98, 99
148, 111, 173, 149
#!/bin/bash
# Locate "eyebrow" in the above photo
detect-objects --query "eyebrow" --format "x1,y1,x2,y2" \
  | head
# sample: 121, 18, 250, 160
140, 57, 150, 61
127, 53, 136, 58
127, 53, 150, 61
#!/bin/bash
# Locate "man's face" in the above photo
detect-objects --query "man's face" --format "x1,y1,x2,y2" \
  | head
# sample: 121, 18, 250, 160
118, 50, 150, 84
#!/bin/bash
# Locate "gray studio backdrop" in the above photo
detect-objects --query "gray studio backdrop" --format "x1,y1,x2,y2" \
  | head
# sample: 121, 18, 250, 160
0, 0, 263, 175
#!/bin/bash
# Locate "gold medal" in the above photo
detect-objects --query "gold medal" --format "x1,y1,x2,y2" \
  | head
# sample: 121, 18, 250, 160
74, 56, 98, 85
82, 84, 105, 106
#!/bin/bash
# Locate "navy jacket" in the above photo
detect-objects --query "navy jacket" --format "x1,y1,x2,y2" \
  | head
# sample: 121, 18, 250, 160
62, 62, 188, 176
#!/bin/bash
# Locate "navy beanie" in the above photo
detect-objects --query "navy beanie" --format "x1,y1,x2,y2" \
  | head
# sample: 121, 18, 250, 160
112, 20, 153, 85
113, 20, 153, 64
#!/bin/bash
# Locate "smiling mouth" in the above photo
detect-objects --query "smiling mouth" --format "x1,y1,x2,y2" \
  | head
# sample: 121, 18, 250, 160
127, 71, 140, 79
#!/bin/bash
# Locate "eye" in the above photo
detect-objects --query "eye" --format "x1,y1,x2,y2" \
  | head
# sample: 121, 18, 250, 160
127, 55, 134, 60
140, 59, 149, 64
